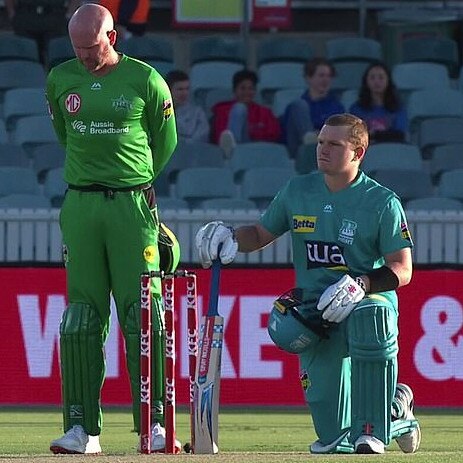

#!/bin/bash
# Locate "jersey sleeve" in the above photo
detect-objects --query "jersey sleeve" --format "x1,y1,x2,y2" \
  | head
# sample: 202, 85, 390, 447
46, 68, 67, 148
378, 195, 413, 255
146, 69, 177, 178
259, 183, 291, 236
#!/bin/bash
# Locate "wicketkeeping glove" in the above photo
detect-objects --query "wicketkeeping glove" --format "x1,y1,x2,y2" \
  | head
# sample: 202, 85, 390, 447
195, 221, 238, 268
317, 275, 365, 323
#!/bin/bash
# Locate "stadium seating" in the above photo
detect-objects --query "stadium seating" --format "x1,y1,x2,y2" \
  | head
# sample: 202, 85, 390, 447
341, 88, 359, 111
118, 34, 174, 63
12, 115, 58, 155
201, 198, 257, 210
46, 35, 74, 68
392, 62, 450, 103
295, 143, 317, 174
331, 61, 370, 94
0, 143, 30, 168
326, 37, 383, 63
229, 142, 292, 181
0, 120, 7, 144
175, 167, 237, 208
241, 166, 295, 209
401, 37, 459, 77
372, 168, 434, 202
0, 34, 40, 62
43, 167, 67, 207
147, 60, 174, 77
30, 143, 65, 183
203, 87, 235, 117
0, 166, 41, 196
190, 61, 243, 107
164, 141, 225, 183
361, 143, 423, 175
437, 169, 463, 201
430, 144, 463, 183
0, 193, 51, 209
190, 36, 245, 64
418, 118, 463, 160
0, 61, 46, 102
154, 172, 171, 197
156, 196, 189, 210
256, 37, 314, 65
407, 88, 463, 143
406, 196, 462, 211
3, 88, 48, 131
257, 62, 305, 104
272, 88, 305, 118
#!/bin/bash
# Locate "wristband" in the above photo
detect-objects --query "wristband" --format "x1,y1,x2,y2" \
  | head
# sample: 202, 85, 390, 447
367, 266, 399, 293
355, 276, 366, 293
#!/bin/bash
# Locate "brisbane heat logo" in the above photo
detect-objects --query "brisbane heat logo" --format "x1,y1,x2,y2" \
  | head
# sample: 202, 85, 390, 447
65, 93, 81, 114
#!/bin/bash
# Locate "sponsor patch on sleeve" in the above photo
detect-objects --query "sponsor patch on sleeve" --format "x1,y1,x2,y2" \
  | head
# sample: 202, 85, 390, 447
401, 222, 412, 241
162, 98, 173, 121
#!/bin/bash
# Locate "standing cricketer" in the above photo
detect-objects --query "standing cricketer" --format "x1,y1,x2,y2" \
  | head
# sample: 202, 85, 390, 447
196, 113, 421, 454
47, 3, 178, 454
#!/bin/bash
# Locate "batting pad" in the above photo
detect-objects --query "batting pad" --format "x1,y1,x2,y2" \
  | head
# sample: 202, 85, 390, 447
122, 298, 165, 432
60, 302, 105, 436
348, 301, 399, 445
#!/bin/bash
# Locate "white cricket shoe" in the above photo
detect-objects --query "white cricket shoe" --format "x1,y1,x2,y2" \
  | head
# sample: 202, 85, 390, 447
219, 129, 236, 159
50, 425, 101, 454
354, 435, 385, 454
394, 383, 421, 453
138, 423, 182, 453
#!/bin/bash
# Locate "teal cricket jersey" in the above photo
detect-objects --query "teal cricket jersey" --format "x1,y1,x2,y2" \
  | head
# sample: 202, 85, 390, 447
46, 54, 177, 187
260, 171, 413, 304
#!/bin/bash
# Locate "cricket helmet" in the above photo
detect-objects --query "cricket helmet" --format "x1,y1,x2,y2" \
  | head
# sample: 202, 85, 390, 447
267, 301, 324, 354
158, 222, 180, 273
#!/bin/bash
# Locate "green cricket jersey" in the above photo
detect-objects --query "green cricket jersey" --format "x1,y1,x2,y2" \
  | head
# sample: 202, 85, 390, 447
46, 55, 177, 187
260, 171, 413, 303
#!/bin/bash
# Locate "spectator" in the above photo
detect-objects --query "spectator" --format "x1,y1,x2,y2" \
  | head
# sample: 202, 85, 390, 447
99, 0, 149, 39
211, 69, 281, 158
282, 57, 344, 157
5, 0, 72, 63
349, 62, 407, 143
166, 70, 210, 143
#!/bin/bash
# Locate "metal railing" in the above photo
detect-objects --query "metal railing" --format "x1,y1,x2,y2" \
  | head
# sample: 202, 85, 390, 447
1, 208, 463, 265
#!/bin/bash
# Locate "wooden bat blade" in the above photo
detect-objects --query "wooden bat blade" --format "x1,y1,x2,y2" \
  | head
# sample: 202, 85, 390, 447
193, 314, 223, 454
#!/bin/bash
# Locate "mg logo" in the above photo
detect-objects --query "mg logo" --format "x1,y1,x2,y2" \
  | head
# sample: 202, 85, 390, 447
65, 93, 81, 113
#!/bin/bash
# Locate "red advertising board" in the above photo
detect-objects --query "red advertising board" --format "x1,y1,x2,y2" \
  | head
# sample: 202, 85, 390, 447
0, 268, 462, 407
172, 0, 291, 30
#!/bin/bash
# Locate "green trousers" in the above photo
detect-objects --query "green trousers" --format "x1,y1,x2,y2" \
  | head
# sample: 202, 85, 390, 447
59, 188, 163, 435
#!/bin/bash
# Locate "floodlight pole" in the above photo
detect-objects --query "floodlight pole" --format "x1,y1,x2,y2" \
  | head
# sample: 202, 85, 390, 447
241, 0, 251, 68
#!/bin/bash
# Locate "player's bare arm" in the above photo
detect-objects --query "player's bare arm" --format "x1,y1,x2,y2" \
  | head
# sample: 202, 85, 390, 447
359, 248, 412, 293
235, 223, 277, 253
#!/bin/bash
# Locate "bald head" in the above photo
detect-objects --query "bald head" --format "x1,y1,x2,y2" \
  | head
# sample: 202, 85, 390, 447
68, 3, 119, 75
68, 3, 114, 41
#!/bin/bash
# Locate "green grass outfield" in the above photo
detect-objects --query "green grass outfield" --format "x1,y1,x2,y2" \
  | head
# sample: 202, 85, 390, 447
1, 407, 462, 462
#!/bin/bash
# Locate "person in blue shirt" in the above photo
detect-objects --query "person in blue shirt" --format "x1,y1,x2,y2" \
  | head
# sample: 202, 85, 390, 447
282, 57, 344, 157
350, 62, 408, 143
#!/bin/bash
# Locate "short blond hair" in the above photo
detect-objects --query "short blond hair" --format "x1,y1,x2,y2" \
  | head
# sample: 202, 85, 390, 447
324, 113, 369, 150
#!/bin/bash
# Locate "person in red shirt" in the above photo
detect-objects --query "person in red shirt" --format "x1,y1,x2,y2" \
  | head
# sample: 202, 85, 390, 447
211, 69, 281, 157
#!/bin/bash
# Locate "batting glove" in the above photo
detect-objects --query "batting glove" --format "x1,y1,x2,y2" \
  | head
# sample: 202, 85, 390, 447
195, 221, 238, 269
317, 275, 365, 323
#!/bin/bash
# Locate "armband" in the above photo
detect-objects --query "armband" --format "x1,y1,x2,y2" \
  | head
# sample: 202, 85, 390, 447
367, 266, 400, 293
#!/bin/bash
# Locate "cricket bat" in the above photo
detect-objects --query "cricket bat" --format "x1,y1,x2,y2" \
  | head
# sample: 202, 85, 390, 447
193, 257, 223, 454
